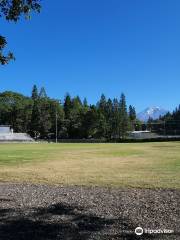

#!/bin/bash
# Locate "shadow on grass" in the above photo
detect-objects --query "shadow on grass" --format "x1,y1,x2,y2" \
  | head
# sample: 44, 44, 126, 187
0, 202, 156, 240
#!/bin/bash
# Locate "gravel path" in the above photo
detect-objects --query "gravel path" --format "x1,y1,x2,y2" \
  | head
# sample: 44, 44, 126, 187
0, 183, 179, 240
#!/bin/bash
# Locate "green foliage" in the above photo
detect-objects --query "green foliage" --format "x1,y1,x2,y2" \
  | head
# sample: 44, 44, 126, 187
0, 0, 41, 65
128, 105, 136, 131
83, 98, 88, 108
64, 93, 72, 119
0, 36, 15, 65
49, 99, 64, 139
0, 91, 33, 132
119, 93, 129, 138
81, 106, 99, 138
39, 87, 47, 99
129, 105, 136, 121
0, 0, 41, 21
0, 87, 137, 140
31, 85, 38, 100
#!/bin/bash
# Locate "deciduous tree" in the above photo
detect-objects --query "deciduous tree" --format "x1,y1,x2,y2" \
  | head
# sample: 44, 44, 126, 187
0, 0, 41, 65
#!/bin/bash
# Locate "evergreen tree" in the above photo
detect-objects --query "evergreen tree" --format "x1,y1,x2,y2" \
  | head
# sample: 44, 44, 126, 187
112, 98, 120, 139
119, 93, 129, 139
30, 99, 40, 138
31, 86, 50, 138
31, 85, 38, 101
48, 100, 64, 139
96, 112, 107, 138
64, 93, 72, 119
98, 94, 107, 114
38, 99, 52, 138
39, 87, 47, 99
105, 98, 113, 139
68, 96, 83, 138
75, 96, 82, 107
83, 98, 88, 108
97, 94, 108, 137
129, 105, 136, 121
0, 88, 135, 140
129, 105, 136, 131
82, 105, 99, 138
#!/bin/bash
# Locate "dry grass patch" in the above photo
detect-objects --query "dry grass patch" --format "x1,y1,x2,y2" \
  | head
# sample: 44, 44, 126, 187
0, 142, 179, 188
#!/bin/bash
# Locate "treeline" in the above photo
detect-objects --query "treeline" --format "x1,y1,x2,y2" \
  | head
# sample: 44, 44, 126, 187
0, 85, 137, 139
148, 106, 180, 135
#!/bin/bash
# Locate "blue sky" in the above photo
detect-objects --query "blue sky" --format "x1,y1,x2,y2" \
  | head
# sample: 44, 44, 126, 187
0, 0, 180, 112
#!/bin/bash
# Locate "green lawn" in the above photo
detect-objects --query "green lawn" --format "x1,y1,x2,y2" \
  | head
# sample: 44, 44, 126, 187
0, 142, 179, 188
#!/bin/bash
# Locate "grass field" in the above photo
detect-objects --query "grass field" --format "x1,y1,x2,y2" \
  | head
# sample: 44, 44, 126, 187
0, 142, 179, 188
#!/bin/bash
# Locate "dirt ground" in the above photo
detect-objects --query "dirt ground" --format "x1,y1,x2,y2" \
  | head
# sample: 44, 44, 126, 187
0, 183, 179, 239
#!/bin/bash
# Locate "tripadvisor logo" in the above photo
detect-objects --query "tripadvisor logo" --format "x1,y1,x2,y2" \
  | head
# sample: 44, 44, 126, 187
135, 227, 174, 236
135, 227, 143, 236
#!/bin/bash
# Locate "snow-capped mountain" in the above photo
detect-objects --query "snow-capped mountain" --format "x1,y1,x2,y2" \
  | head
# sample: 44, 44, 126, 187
137, 107, 169, 122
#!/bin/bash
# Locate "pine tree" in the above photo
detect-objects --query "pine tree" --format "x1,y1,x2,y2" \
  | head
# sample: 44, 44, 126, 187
105, 98, 113, 139
82, 105, 99, 138
129, 105, 136, 131
129, 105, 136, 121
119, 93, 129, 139
39, 87, 47, 99
112, 98, 120, 139
30, 99, 40, 138
98, 94, 107, 114
38, 99, 52, 138
48, 100, 64, 139
68, 96, 83, 138
83, 98, 88, 108
31, 85, 38, 101
64, 94, 72, 119
98, 94, 108, 137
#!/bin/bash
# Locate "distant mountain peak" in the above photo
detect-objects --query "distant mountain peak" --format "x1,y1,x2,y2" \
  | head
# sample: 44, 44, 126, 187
137, 106, 168, 122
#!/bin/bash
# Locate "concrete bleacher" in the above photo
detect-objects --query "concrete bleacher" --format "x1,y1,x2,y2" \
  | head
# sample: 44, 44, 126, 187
0, 126, 34, 142
0, 133, 34, 142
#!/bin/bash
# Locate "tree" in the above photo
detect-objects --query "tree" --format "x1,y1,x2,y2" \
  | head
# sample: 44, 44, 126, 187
31, 85, 38, 101
30, 85, 40, 137
98, 94, 106, 114
38, 98, 52, 138
31, 85, 52, 138
39, 87, 47, 99
0, 0, 41, 65
65, 96, 83, 139
97, 94, 109, 137
82, 105, 99, 138
119, 93, 129, 139
129, 105, 136, 131
112, 98, 120, 139
105, 98, 113, 138
96, 111, 107, 138
30, 98, 40, 138
0, 36, 14, 65
0, 91, 33, 132
129, 105, 136, 121
0, 88, 135, 140
48, 99, 64, 139
64, 93, 72, 119
83, 98, 88, 108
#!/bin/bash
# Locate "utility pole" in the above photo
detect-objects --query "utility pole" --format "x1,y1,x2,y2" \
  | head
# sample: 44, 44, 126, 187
56, 110, 58, 143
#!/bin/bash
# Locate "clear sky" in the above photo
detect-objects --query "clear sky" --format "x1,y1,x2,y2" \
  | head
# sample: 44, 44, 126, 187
0, 0, 180, 112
